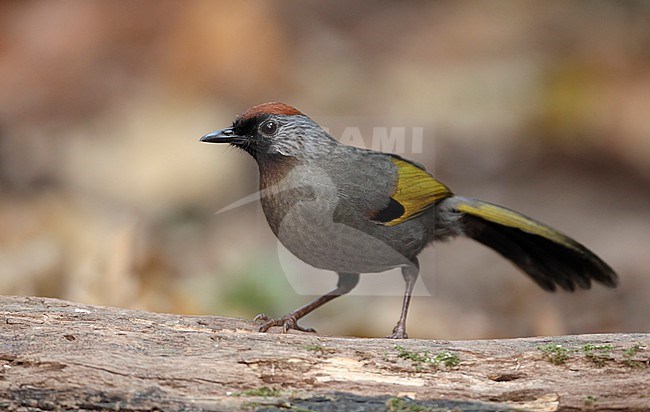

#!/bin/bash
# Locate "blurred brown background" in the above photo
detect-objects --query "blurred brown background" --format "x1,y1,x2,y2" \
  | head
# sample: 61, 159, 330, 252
1, 1, 648, 339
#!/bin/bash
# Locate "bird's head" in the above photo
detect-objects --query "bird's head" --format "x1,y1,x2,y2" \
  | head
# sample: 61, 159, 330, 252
200, 102, 336, 160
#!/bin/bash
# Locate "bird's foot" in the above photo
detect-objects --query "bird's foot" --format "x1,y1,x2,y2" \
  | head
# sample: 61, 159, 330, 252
253, 313, 317, 334
386, 323, 408, 339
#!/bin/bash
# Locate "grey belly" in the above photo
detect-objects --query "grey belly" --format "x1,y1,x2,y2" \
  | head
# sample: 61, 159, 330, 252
271, 201, 420, 274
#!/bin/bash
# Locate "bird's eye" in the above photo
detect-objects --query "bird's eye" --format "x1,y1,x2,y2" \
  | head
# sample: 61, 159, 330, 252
260, 120, 278, 136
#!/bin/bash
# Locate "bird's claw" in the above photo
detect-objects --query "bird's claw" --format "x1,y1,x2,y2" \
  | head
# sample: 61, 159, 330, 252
386, 323, 408, 339
253, 313, 317, 334
253, 313, 270, 323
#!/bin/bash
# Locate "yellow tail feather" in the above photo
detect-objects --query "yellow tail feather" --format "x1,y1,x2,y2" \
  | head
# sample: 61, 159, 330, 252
456, 202, 579, 252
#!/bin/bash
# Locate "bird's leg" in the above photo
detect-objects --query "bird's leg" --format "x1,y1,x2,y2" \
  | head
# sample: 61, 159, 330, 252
255, 272, 360, 334
387, 259, 419, 339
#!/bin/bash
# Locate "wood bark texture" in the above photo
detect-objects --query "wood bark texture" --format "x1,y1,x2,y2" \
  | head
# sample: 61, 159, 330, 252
0, 296, 648, 411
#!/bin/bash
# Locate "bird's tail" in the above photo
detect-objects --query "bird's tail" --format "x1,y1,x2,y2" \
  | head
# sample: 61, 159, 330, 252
451, 197, 618, 291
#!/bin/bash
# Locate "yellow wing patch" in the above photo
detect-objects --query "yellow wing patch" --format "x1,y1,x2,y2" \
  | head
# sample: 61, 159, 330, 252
381, 158, 452, 226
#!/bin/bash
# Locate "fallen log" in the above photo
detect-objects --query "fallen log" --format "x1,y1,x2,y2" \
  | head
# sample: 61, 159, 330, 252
0, 295, 647, 411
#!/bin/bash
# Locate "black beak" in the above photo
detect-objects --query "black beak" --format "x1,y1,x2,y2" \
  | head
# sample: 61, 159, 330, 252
199, 127, 240, 143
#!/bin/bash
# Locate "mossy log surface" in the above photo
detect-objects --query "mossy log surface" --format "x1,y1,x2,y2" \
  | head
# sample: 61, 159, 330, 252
0, 295, 648, 411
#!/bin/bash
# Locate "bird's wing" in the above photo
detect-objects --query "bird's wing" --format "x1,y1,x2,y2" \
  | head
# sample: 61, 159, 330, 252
370, 155, 453, 226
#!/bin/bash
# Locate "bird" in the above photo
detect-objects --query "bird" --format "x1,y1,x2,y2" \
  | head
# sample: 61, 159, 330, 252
200, 102, 618, 339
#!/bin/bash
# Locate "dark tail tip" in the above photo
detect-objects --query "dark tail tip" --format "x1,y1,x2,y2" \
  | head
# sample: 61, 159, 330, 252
461, 214, 618, 292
